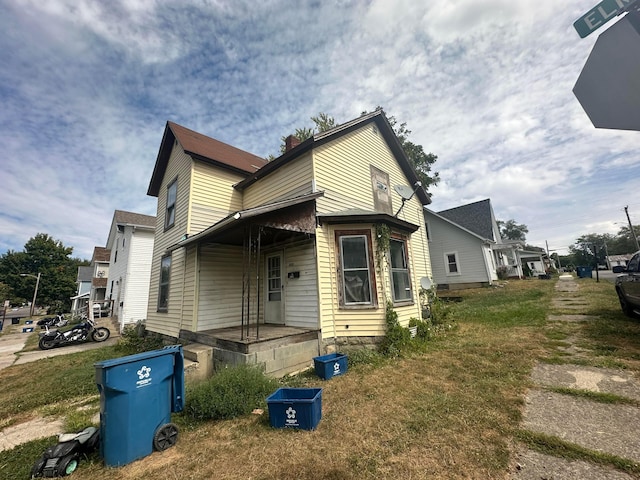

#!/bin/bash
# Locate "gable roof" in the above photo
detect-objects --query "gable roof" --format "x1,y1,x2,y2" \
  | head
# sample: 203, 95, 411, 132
234, 110, 431, 205
91, 246, 110, 264
437, 199, 496, 241
106, 210, 156, 249
113, 209, 156, 228
424, 208, 493, 243
77, 266, 93, 282
147, 121, 268, 197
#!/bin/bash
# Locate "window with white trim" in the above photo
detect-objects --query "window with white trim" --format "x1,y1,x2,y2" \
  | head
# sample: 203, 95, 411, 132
165, 178, 177, 230
389, 238, 412, 303
338, 232, 374, 306
445, 252, 461, 275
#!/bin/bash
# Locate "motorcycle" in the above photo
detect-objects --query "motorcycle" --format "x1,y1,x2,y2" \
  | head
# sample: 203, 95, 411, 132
37, 314, 68, 329
38, 317, 110, 350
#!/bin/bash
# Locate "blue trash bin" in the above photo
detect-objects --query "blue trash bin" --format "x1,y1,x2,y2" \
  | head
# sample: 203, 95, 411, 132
95, 345, 185, 466
577, 266, 593, 278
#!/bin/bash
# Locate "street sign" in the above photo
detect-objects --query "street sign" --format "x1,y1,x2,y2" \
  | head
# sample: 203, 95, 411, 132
573, 0, 637, 37
573, 13, 640, 131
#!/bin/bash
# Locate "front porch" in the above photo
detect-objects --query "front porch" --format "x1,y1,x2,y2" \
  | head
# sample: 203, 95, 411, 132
179, 324, 321, 377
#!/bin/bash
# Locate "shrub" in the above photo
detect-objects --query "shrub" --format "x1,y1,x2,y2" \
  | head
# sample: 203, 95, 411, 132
116, 321, 164, 355
379, 301, 411, 358
496, 265, 509, 280
185, 365, 279, 421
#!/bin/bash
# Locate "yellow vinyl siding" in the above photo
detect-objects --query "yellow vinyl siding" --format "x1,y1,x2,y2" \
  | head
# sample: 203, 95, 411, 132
282, 241, 318, 329
313, 124, 432, 337
190, 160, 245, 234
243, 153, 314, 209
146, 144, 192, 337
197, 244, 246, 330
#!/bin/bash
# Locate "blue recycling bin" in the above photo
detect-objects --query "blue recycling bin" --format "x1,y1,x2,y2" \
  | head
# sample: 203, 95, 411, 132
576, 266, 593, 278
95, 345, 185, 466
313, 352, 348, 380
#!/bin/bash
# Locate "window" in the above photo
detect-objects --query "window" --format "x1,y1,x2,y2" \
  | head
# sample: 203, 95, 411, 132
338, 233, 374, 306
165, 178, 177, 229
445, 252, 461, 275
628, 253, 640, 272
389, 238, 412, 302
158, 255, 171, 311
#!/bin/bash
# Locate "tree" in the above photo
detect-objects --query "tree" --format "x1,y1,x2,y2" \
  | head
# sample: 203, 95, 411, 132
0, 233, 88, 313
610, 225, 640, 254
497, 219, 529, 241
568, 233, 613, 266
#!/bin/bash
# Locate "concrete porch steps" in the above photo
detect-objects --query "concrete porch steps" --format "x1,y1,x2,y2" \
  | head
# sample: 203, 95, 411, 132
183, 343, 214, 381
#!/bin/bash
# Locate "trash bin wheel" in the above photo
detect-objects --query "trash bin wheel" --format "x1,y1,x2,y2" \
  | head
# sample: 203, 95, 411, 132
153, 423, 179, 451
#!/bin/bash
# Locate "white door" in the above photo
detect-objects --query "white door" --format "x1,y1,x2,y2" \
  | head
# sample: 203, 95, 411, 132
265, 253, 284, 324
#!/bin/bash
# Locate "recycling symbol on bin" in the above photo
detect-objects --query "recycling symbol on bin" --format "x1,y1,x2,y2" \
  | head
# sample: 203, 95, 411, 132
333, 362, 340, 373
137, 365, 151, 380
286, 406, 296, 420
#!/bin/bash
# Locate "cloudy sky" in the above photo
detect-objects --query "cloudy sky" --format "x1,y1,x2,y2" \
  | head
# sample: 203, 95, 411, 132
1, 0, 638, 260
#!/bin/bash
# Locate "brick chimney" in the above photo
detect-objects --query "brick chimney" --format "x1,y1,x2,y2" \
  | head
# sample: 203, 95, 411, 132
284, 135, 301, 152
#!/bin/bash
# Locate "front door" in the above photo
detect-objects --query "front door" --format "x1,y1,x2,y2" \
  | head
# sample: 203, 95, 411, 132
265, 253, 284, 324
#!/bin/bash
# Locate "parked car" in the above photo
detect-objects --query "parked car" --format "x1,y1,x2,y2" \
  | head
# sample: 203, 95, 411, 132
613, 251, 640, 318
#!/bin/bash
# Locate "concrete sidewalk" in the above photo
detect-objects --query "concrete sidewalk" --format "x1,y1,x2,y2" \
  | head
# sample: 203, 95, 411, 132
0, 319, 119, 371
511, 274, 640, 479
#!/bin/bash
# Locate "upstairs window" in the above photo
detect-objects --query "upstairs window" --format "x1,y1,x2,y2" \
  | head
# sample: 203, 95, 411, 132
389, 238, 412, 303
165, 178, 177, 230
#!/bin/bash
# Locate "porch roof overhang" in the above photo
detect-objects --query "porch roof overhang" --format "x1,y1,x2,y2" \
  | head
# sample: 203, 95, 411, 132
493, 243, 520, 251
317, 209, 420, 233
167, 191, 324, 252
70, 292, 90, 300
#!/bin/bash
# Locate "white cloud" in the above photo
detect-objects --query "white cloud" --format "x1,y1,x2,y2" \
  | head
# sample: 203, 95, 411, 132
0, 0, 638, 260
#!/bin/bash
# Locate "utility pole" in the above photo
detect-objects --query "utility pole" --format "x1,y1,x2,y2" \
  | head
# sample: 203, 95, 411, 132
624, 206, 640, 251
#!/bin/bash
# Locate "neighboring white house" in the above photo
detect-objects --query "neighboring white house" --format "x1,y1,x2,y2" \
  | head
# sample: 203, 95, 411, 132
70, 265, 92, 314
425, 199, 546, 290
89, 246, 110, 307
105, 210, 155, 332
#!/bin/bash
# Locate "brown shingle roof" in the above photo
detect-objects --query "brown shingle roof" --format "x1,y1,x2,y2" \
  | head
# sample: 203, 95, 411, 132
113, 210, 155, 228
169, 122, 267, 173
92, 246, 111, 263
147, 121, 267, 197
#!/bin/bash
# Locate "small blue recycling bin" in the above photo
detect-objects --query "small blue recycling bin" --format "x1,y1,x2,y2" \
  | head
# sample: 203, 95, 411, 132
266, 388, 322, 430
313, 352, 348, 380
95, 345, 184, 466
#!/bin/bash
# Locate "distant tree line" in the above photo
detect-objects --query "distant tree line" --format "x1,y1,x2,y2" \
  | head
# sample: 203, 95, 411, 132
0, 233, 88, 314
561, 225, 640, 268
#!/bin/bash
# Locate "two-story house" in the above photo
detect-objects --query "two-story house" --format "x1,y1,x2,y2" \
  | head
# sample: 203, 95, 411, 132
105, 210, 156, 332
145, 111, 432, 376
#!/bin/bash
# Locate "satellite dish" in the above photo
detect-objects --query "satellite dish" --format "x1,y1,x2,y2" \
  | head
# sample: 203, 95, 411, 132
394, 185, 415, 200
420, 277, 432, 289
